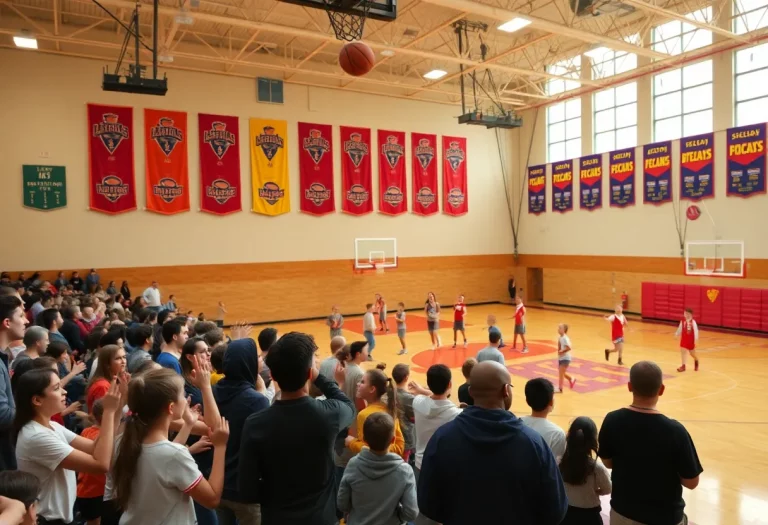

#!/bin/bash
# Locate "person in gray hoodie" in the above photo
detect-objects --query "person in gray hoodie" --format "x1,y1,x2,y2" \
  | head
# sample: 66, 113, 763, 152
338, 412, 418, 525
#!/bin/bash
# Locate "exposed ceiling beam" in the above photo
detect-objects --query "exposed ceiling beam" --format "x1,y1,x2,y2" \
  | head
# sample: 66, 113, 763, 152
83, 0, 598, 85
418, 0, 668, 59
620, 0, 750, 43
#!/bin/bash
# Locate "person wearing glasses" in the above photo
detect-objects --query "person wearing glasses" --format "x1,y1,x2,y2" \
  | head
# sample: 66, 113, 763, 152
416, 361, 567, 525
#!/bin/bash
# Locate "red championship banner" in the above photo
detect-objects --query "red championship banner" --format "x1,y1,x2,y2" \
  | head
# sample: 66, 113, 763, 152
87, 104, 137, 214
198, 113, 241, 215
378, 129, 407, 215
144, 109, 189, 214
411, 132, 439, 216
340, 126, 373, 215
299, 122, 335, 216
443, 136, 468, 216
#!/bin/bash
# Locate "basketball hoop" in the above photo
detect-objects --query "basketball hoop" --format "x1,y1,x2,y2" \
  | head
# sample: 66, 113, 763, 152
372, 262, 385, 275
321, 0, 370, 41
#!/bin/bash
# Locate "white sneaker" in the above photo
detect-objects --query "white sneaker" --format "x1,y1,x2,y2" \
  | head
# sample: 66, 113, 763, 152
521, 347, 529, 354
437, 336, 442, 347
397, 348, 407, 355
463, 341, 468, 348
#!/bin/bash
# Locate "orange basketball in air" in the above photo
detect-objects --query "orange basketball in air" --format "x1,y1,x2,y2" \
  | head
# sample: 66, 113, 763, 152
339, 42, 375, 76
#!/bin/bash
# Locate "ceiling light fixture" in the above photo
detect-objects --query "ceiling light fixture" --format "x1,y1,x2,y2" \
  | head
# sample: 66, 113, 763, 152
174, 7, 193, 25
497, 18, 531, 33
13, 32, 37, 49
423, 69, 447, 80
380, 49, 396, 57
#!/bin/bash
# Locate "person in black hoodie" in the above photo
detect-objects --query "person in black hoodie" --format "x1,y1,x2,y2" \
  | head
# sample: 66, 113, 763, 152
213, 338, 270, 525
60, 305, 85, 354
417, 361, 568, 525
239, 332, 353, 525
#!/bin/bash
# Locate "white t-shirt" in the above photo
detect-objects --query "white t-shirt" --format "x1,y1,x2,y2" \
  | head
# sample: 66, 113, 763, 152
521, 416, 567, 460
16, 421, 77, 522
142, 287, 162, 307
119, 440, 202, 525
363, 312, 376, 332
558, 334, 572, 362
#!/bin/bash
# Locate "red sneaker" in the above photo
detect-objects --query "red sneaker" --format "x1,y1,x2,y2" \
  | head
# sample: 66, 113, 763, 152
677, 365, 686, 372
694, 360, 699, 371
569, 378, 577, 389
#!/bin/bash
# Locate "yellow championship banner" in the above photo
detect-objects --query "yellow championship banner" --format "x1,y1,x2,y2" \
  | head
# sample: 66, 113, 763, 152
250, 118, 290, 215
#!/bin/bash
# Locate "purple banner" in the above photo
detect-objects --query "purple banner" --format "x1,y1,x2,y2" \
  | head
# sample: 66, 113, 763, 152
551, 159, 574, 213
727, 124, 766, 197
609, 148, 635, 207
643, 142, 672, 205
680, 133, 714, 200
528, 165, 546, 214
578, 154, 602, 210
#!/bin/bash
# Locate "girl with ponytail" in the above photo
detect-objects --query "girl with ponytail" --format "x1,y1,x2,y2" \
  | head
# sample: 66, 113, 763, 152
112, 367, 230, 525
345, 365, 405, 457
14, 368, 122, 525
558, 416, 612, 525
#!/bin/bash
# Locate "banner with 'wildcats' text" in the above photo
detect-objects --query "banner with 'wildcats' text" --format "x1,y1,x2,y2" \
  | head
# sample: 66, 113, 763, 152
299, 122, 335, 216
250, 118, 290, 216
442, 136, 468, 216
412, 132, 439, 216
378, 129, 408, 215
87, 104, 136, 215
340, 126, 373, 215
609, 148, 635, 208
578, 154, 602, 210
643, 141, 672, 205
726, 123, 766, 197
551, 159, 574, 213
198, 113, 241, 215
680, 133, 714, 200
144, 109, 189, 214
528, 165, 546, 214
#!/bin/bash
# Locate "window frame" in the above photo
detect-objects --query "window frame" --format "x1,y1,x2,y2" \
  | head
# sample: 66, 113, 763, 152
546, 56, 582, 163
593, 83, 638, 154
734, 42, 768, 126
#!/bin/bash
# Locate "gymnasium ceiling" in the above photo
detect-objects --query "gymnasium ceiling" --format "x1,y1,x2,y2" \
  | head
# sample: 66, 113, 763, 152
0, 0, 766, 110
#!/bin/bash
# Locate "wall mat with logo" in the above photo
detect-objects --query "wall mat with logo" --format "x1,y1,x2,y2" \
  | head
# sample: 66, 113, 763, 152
299, 122, 335, 216
378, 129, 407, 215
411, 132, 439, 216
198, 113, 241, 215
340, 126, 373, 215
250, 118, 290, 216
442, 136, 468, 216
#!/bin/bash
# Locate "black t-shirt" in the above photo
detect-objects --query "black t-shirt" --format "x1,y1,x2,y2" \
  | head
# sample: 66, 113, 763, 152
598, 408, 703, 525
457, 382, 474, 406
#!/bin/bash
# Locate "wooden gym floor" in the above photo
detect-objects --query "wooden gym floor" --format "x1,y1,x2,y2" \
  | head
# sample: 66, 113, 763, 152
255, 304, 768, 525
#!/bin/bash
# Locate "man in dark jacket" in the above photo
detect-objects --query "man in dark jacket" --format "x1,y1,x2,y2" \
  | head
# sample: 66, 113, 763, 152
213, 338, 270, 525
239, 332, 353, 525
417, 361, 568, 525
60, 305, 85, 354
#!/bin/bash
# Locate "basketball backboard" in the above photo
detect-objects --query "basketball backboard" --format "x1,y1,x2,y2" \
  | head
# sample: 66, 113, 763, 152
279, 0, 398, 21
685, 240, 745, 278
354, 238, 398, 269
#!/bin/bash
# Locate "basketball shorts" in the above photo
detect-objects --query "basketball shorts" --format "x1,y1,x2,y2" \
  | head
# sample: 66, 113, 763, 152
77, 496, 104, 521
682, 344, 696, 352
427, 320, 439, 332
397, 327, 406, 339
379, 310, 387, 322
613, 337, 624, 344
514, 324, 526, 335
453, 320, 465, 331
558, 359, 571, 367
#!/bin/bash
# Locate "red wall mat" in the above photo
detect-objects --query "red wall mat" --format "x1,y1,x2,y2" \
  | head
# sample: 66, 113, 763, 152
721, 287, 742, 329
740, 288, 762, 331
684, 285, 701, 314
641, 282, 656, 318
762, 290, 768, 332
668, 285, 685, 321
654, 283, 670, 321
699, 286, 723, 327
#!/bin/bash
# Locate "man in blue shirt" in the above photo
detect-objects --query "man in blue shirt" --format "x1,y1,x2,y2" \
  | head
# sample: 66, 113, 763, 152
417, 361, 567, 525
156, 318, 188, 374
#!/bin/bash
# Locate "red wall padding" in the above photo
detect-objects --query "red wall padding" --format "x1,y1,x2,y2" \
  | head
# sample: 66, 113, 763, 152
642, 282, 767, 333
699, 287, 723, 326
721, 288, 741, 329
741, 289, 762, 331
654, 284, 670, 321
762, 290, 768, 332
641, 283, 656, 318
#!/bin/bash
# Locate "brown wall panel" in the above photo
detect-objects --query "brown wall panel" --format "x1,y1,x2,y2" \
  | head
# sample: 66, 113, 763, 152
18, 255, 516, 323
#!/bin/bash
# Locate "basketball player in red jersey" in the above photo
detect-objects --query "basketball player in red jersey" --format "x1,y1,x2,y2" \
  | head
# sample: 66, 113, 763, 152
604, 304, 628, 365
452, 294, 468, 349
675, 308, 699, 372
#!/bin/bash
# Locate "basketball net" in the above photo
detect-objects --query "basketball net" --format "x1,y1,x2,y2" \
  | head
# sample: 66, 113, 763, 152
321, 0, 370, 41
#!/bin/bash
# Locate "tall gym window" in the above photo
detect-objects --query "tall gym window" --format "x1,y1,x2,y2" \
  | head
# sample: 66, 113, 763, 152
594, 83, 638, 153
546, 56, 581, 163
734, 42, 768, 126
733, 0, 768, 34
652, 9, 713, 141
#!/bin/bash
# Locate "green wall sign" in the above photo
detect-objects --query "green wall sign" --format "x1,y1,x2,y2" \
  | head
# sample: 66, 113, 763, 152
23, 165, 67, 210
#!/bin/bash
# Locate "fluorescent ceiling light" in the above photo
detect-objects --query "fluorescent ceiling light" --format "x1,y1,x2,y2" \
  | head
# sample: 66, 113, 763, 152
497, 18, 531, 33
380, 49, 396, 57
423, 69, 447, 80
174, 8, 193, 25
13, 35, 37, 49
